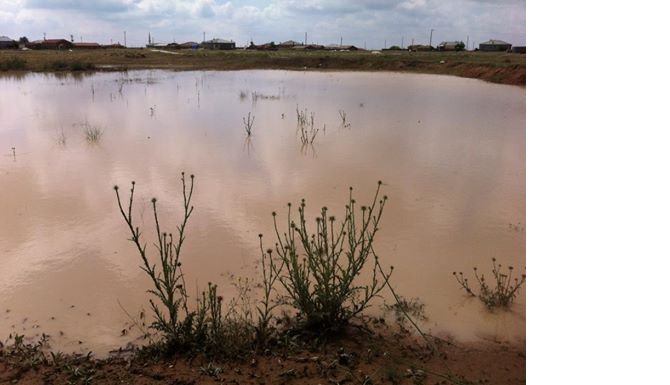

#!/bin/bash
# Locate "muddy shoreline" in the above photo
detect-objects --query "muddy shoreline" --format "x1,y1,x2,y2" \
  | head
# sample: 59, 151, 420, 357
1, 320, 525, 385
0, 49, 525, 86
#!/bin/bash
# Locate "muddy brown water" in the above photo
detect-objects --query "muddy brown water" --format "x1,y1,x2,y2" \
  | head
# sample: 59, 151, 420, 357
0, 70, 525, 355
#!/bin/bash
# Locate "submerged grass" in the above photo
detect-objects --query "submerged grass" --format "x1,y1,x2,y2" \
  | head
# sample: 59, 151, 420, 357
453, 258, 526, 310
82, 123, 103, 143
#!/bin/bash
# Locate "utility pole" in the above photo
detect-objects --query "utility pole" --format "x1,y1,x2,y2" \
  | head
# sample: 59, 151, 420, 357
411, 38, 414, 47
384, 39, 386, 49
401, 36, 404, 49
340, 36, 342, 47
466, 35, 469, 50
70, 34, 74, 42
123, 31, 126, 47
429, 28, 434, 48
43, 32, 46, 40
203, 32, 206, 42
304, 32, 307, 45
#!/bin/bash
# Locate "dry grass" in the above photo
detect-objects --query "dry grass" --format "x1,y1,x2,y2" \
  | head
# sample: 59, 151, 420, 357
0, 49, 525, 85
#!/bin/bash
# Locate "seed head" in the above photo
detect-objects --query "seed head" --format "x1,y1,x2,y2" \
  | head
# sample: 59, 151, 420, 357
113, 185, 119, 190
151, 197, 157, 203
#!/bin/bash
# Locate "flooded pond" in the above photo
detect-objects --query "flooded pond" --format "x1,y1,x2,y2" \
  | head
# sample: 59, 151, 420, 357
0, 70, 525, 355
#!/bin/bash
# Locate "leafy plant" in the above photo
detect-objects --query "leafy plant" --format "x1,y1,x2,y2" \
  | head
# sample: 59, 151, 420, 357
453, 258, 526, 309
266, 181, 392, 330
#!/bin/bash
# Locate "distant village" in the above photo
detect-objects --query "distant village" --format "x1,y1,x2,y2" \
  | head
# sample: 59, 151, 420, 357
0, 34, 525, 53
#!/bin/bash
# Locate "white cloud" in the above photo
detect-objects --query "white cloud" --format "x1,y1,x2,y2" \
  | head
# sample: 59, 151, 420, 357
0, 0, 525, 48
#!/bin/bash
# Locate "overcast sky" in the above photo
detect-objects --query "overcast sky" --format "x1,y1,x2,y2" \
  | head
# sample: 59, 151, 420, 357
0, 0, 525, 49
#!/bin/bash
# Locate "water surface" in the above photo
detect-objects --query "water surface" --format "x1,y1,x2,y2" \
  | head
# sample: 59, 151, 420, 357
0, 70, 525, 354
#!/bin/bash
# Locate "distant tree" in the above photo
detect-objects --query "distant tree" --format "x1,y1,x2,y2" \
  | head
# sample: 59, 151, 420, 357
388, 45, 401, 50
455, 41, 465, 51
19, 36, 29, 44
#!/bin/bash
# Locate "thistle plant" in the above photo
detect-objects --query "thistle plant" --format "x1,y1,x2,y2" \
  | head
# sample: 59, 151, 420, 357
114, 173, 195, 348
267, 181, 392, 330
256, 235, 284, 346
453, 258, 526, 310
114, 173, 270, 355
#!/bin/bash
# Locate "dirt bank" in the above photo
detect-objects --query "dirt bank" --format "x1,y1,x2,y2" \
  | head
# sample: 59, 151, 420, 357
1, 320, 524, 385
0, 49, 525, 86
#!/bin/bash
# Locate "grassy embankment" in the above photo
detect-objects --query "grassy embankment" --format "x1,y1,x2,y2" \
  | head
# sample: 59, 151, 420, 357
0, 49, 525, 85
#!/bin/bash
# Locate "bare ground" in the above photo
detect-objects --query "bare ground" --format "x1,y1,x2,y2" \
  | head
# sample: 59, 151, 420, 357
1, 319, 524, 385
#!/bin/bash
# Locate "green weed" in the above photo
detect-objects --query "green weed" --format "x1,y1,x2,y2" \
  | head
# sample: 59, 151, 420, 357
453, 258, 526, 309
265, 181, 392, 331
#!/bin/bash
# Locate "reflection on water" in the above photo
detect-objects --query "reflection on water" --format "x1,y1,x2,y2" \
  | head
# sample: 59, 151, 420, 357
0, 70, 525, 354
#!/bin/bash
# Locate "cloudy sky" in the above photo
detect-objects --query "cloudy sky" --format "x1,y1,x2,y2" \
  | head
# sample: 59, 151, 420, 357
0, 0, 524, 49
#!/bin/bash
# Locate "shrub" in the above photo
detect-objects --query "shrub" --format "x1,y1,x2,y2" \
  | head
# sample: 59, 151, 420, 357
453, 258, 526, 309
266, 181, 392, 331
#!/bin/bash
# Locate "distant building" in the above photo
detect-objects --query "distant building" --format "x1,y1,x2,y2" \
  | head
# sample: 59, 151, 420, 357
407, 44, 432, 52
179, 42, 200, 49
278, 40, 302, 49
0, 36, 18, 49
27, 39, 74, 50
248, 42, 276, 50
103, 43, 126, 49
73, 42, 101, 49
437, 41, 464, 51
479, 39, 512, 52
324, 44, 358, 51
511, 46, 526, 54
201, 39, 235, 50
